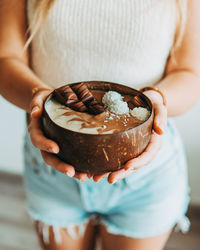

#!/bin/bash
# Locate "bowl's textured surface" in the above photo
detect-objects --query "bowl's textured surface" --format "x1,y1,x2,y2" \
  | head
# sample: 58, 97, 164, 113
42, 81, 154, 175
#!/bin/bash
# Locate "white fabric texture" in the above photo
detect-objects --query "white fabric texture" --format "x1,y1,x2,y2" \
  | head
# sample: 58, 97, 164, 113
27, 0, 177, 89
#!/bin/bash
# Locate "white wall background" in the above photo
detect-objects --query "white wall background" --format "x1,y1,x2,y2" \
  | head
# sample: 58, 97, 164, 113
0, 96, 200, 205
0, 97, 25, 173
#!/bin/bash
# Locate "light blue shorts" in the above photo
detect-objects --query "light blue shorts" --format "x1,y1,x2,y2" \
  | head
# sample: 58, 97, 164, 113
23, 119, 190, 241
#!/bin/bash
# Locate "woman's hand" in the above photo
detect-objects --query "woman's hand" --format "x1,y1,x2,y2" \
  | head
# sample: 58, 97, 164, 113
93, 89, 168, 184
28, 88, 88, 182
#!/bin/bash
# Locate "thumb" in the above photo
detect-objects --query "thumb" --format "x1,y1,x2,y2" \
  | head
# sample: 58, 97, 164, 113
30, 88, 52, 118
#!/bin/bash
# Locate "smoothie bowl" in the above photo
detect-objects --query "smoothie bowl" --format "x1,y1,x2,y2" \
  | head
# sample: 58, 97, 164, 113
42, 81, 154, 175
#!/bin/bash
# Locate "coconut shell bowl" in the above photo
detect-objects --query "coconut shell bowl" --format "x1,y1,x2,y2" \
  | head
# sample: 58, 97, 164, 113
42, 81, 154, 175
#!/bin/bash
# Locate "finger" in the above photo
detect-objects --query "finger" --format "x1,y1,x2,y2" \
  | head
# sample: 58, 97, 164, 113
74, 172, 88, 182
153, 103, 167, 135
87, 173, 93, 178
29, 118, 59, 153
124, 132, 162, 170
93, 172, 109, 182
108, 168, 137, 184
41, 150, 75, 177
31, 89, 51, 118
31, 106, 41, 118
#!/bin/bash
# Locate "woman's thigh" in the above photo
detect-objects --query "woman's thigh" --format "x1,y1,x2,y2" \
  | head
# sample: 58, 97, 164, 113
100, 224, 171, 250
35, 219, 99, 250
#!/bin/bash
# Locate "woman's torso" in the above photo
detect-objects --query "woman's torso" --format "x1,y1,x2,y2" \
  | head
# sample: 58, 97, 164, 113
25, 2, 189, 225
27, 0, 177, 89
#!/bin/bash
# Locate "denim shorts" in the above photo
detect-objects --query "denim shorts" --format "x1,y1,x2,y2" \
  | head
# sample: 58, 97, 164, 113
23, 119, 190, 243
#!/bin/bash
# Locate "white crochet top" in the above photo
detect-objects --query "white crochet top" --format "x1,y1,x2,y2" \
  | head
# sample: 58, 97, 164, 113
27, 0, 177, 89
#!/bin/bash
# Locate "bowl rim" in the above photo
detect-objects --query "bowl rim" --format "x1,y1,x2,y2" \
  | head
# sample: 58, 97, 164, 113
43, 81, 154, 137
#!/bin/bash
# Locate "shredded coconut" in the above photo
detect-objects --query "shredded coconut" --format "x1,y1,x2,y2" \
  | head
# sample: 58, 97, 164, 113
130, 107, 150, 121
102, 91, 129, 114
102, 91, 123, 106
108, 101, 129, 114
102, 91, 150, 121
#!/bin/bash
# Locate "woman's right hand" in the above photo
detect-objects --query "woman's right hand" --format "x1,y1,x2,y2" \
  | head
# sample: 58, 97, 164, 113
28, 88, 88, 182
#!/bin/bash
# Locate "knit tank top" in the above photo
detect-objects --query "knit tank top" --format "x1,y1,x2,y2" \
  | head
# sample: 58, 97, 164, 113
27, 0, 177, 89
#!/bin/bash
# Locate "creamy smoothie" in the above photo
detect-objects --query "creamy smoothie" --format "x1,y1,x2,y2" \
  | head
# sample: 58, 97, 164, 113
46, 90, 150, 135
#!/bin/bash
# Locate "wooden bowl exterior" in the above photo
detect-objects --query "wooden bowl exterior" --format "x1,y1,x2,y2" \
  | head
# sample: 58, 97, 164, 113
42, 81, 154, 175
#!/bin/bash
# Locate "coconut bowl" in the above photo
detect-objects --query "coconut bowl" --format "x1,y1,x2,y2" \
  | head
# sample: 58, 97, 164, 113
42, 81, 154, 175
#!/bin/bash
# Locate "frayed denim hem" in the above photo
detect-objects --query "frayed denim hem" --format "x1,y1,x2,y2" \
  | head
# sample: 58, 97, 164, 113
27, 209, 98, 244
100, 214, 190, 239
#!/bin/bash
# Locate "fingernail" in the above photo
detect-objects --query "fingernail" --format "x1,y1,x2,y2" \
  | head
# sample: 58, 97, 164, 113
47, 147, 58, 154
157, 126, 163, 135
154, 122, 163, 135
87, 173, 92, 178
80, 177, 86, 182
31, 106, 39, 115
66, 171, 74, 177
93, 177, 98, 182
52, 148, 59, 154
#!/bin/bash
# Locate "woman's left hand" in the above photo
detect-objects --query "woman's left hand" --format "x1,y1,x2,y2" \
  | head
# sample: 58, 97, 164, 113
93, 89, 168, 184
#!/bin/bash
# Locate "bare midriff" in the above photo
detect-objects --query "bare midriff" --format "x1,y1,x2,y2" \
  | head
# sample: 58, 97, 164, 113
46, 90, 143, 134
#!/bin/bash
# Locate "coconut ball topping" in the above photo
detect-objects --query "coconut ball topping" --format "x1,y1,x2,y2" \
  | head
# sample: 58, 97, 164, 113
102, 91, 150, 121
130, 107, 150, 121
108, 102, 130, 115
102, 91, 123, 105
102, 91, 129, 114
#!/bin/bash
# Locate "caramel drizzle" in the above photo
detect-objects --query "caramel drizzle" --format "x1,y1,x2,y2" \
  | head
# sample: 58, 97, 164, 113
58, 107, 142, 134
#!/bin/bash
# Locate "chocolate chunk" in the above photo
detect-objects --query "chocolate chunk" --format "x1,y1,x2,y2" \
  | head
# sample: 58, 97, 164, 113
70, 101, 88, 112
71, 83, 94, 104
72, 82, 104, 114
54, 83, 105, 115
131, 95, 146, 107
88, 99, 105, 115
54, 89, 66, 105
54, 85, 87, 112
54, 86, 78, 105
127, 101, 134, 110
